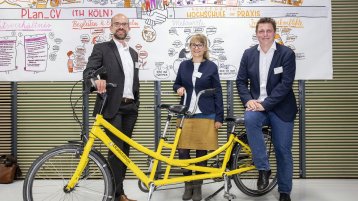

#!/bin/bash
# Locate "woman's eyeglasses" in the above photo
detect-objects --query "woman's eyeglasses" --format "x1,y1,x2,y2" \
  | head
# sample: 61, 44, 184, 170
190, 43, 204, 49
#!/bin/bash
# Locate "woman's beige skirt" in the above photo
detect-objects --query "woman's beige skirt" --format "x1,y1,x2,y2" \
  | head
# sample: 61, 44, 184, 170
177, 118, 218, 150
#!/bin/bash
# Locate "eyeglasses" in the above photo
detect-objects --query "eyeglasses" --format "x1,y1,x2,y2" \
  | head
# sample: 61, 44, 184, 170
112, 22, 129, 27
190, 43, 204, 49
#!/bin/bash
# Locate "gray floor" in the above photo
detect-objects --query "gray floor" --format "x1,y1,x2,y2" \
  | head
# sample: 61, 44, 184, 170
2, 179, 358, 201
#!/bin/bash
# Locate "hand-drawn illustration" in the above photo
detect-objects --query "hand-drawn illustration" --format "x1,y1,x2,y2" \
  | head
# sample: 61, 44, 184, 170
135, 43, 149, 69
153, 61, 170, 79
165, 24, 237, 80
0, 36, 17, 73
0, 1, 332, 80
271, 0, 304, 6
142, 25, 156, 42
67, 50, 74, 73
24, 34, 48, 72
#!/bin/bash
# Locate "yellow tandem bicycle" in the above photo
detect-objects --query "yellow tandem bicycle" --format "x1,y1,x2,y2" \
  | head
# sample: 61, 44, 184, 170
23, 82, 277, 201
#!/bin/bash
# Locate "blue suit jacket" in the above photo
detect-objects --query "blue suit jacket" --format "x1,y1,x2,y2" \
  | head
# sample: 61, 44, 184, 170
236, 43, 298, 122
173, 59, 224, 123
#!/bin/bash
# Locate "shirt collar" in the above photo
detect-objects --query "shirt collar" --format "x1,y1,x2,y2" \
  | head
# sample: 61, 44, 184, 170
257, 42, 277, 52
113, 39, 129, 51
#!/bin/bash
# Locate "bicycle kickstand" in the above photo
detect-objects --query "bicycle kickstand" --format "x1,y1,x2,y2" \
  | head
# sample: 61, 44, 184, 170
147, 183, 155, 201
223, 174, 236, 201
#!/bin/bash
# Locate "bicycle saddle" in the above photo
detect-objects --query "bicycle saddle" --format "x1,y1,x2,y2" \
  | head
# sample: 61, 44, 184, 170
225, 116, 245, 125
159, 104, 189, 115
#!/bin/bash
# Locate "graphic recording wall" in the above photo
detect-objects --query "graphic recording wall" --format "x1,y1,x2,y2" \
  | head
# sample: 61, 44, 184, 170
0, 0, 332, 81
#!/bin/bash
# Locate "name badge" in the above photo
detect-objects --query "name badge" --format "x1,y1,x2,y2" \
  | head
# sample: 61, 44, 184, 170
274, 66, 283, 74
194, 72, 202, 78
135, 62, 139, 69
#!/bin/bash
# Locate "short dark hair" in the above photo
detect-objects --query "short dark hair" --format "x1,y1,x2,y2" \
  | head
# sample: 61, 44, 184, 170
255, 17, 276, 33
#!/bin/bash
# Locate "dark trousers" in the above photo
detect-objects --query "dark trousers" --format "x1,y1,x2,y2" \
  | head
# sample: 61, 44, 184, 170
105, 102, 138, 198
178, 149, 207, 176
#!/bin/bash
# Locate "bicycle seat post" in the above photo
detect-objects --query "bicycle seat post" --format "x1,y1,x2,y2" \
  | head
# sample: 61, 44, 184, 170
230, 123, 236, 134
162, 112, 174, 138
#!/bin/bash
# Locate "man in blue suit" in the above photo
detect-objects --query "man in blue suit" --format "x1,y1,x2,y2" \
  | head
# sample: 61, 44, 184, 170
236, 17, 297, 201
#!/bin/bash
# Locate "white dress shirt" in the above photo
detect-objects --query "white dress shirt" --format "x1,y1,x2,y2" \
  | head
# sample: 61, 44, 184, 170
113, 39, 134, 100
188, 62, 202, 114
257, 42, 276, 102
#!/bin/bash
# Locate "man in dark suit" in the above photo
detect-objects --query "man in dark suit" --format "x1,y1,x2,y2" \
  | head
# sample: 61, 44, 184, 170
236, 17, 297, 201
83, 13, 139, 201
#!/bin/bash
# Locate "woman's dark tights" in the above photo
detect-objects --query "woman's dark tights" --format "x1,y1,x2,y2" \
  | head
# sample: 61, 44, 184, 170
178, 149, 207, 176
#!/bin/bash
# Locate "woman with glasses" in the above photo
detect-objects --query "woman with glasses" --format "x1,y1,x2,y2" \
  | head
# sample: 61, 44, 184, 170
173, 34, 224, 201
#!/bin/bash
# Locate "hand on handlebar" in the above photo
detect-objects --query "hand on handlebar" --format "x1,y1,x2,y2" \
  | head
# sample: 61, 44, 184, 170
177, 87, 186, 97
95, 79, 107, 94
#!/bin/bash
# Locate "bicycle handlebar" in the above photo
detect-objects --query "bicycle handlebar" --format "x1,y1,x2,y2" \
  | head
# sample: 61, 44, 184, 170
185, 88, 216, 115
158, 88, 216, 116
90, 78, 118, 92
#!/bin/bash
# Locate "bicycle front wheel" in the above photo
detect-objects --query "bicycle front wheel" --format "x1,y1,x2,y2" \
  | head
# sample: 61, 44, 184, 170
23, 144, 114, 201
231, 133, 277, 196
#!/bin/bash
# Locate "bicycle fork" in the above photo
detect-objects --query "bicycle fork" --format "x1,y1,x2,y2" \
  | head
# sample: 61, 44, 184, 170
64, 136, 95, 192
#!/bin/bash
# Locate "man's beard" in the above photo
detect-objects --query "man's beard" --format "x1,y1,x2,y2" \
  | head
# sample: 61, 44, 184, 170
113, 29, 127, 40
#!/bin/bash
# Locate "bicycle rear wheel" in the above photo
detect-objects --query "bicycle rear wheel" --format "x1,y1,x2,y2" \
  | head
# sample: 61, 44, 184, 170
23, 144, 114, 201
231, 132, 277, 196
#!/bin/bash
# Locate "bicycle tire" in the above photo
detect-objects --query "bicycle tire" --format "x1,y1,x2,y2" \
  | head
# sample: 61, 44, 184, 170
231, 133, 277, 196
23, 144, 114, 201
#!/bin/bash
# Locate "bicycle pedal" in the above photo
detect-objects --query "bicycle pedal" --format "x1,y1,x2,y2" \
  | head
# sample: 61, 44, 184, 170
223, 192, 236, 200
213, 178, 223, 182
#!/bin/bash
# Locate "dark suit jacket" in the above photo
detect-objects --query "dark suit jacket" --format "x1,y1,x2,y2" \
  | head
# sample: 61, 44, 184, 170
236, 43, 298, 122
173, 59, 224, 123
83, 40, 139, 119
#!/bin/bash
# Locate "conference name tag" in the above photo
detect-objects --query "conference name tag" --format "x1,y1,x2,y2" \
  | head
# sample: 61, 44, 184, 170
274, 66, 283, 74
194, 72, 202, 78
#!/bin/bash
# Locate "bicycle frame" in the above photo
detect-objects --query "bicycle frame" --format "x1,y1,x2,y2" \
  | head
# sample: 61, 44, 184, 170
65, 112, 255, 192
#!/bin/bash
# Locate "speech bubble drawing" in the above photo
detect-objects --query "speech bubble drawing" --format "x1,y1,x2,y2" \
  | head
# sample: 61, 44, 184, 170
218, 54, 227, 61
54, 38, 62, 44
206, 26, 217, 36
91, 28, 105, 35
211, 45, 225, 55
49, 52, 57, 61
139, 50, 148, 59
169, 27, 178, 35
75, 46, 86, 54
172, 40, 183, 48
80, 34, 90, 44
154, 63, 170, 79
184, 28, 191, 35
135, 44, 143, 50
213, 38, 224, 45
52, 45, 60, 51
286, 34, 297, 42
218, 64, 237, 79
194, 27, 204, 33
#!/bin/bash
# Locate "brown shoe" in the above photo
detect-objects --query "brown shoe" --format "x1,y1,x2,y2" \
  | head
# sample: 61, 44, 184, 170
119, 195, 137, 201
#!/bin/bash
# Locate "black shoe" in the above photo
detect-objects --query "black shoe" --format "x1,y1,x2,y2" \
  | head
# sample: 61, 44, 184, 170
279, 193, 291, 201
257, 170, 271, 190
